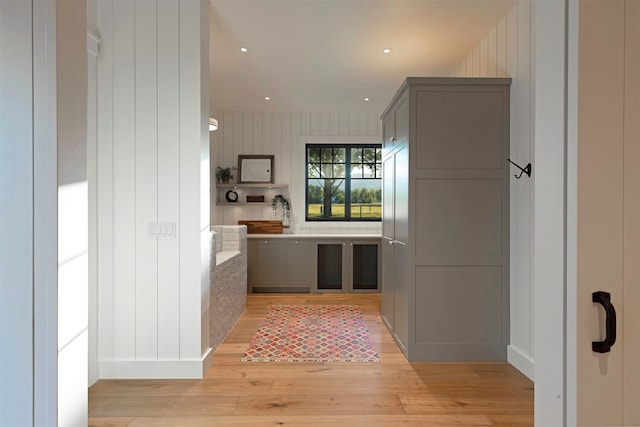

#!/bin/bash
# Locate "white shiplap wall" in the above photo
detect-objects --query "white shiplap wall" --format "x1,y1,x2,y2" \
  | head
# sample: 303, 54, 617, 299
451, 0, 535, 379
96, 0, 211, 379
210, 111, 383, 235
0, 1, 58, 424
57, 1, 89, 424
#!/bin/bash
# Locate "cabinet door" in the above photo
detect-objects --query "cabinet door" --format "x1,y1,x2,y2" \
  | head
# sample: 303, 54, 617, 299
409, 82, 510, 361
382, 155, 395, 240
383, 144, 408, 243
394, 97, 409, 144
283, 240, 311, 289
382, 239, 408, 352
394, 144, 409, 245
382, 110, 395, 150
316, 242, 346, 291
251, 239, 282, 287
381, 238, 395, 329
350, 241, 380, 291
393, 242, 409, 351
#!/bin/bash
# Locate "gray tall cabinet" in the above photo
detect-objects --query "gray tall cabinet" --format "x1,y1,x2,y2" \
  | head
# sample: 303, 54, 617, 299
381, 77, 511, 361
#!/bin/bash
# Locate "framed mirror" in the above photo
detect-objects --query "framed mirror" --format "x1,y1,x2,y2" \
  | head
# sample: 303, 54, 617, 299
238, 155, 275, 183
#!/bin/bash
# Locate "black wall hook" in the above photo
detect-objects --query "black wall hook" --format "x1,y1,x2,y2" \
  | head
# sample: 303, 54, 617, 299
507, 159, 532, 179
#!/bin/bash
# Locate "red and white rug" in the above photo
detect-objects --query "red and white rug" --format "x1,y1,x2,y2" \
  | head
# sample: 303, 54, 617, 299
241, 304, 379, 362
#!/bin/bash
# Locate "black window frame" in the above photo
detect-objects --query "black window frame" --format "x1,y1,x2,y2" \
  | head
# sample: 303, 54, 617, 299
305, 143, 382, 222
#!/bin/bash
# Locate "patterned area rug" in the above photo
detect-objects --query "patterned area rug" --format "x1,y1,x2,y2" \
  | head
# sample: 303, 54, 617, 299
241, 305, 379, 362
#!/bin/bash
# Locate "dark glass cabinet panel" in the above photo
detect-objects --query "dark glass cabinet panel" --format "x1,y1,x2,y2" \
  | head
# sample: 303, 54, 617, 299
317, 244, 343, 290
352, 244, 378, 290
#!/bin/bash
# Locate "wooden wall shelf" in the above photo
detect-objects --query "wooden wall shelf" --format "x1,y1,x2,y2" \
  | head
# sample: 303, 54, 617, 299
216, 183, 287, 189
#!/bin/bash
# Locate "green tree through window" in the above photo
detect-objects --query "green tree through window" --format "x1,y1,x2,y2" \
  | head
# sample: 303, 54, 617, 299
306, 144, 382, 221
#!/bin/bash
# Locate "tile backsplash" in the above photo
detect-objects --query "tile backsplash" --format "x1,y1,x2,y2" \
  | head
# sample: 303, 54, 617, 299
210, 225, 246, 252
298, 222, 381, 235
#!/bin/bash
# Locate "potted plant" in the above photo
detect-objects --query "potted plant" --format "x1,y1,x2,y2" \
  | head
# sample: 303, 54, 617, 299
215, 166, 235, 184
271, 194, 291, 225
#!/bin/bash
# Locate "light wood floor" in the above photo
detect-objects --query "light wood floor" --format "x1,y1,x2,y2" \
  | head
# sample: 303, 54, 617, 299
89, 294, 533, 426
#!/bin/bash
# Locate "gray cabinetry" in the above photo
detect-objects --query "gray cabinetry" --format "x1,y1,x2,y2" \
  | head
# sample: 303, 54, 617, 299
381, 239, 394, 329
248, 238, 311, 293
381, 237, 408, 353
248, 237, 380, 293
382, 136, 409, 347
313, 239, 380, 293
381, 77, 511, 361
282, 240, 311, 287
382, 92, 409, 151
249, 239, 281, 288
351, 240, 380, 291
315, 241, 346, 291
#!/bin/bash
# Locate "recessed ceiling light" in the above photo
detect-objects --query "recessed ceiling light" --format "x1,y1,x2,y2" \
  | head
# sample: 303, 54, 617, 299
240, 47, 248, 52
265, 96, 270, 101
383, 48, 391, 54
364, 97, 370, 102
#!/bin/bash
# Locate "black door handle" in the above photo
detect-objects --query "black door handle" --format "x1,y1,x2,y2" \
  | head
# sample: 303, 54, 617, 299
592, 291, 617, 353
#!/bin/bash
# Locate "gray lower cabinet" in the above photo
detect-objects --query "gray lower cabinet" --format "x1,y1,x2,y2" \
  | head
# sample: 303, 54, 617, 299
315, 241, 346, 291
314, 239, 381, 293
351, 241, 380, 291
381, 238, 395, 329
247, 238, 311, 293
282, 239, 312, 288
249, 239, 281, 289
247, 237, 380, 293
381, 237, 409, 354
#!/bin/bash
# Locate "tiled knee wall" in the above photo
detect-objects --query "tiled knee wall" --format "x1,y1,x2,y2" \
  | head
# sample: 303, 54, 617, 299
209, 226, 247, 351
210, 225, 243, 252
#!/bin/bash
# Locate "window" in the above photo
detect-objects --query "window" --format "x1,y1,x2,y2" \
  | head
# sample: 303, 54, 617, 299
306, 144, 382, 221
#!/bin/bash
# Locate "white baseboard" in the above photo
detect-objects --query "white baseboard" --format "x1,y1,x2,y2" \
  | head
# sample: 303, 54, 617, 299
508, 345, 535, 381
201, 346, 214, 375
99, 347, 214, 379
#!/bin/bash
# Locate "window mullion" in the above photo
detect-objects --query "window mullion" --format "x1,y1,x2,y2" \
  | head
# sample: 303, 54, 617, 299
345, 149, 351, 220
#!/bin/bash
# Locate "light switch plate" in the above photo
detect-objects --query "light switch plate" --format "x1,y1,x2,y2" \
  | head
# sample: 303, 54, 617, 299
148, 222, 176, 239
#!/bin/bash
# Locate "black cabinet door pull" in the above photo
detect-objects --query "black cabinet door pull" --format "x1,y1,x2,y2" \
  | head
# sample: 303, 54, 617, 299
592, 291, 617, 353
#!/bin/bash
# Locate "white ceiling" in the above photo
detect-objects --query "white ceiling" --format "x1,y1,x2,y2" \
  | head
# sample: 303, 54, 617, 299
209, 0, 515, 113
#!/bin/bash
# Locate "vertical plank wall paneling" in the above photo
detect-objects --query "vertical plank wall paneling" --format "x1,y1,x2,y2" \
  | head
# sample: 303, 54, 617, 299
34, 0, 59, 421
88, 32, 100, 387
309, 112, 320, 136
497, 17, 508, 77
210, 111, 383, 235
178, 0, 208, 361
156, 0, 181, 361
96, 0, 114, 362
134, 0, 159, 361
199, 0, 211, 356
111, 0, 136, 360
451, 0, 534, 379
488, 28, 497, 76
262, 112, 273, 155
97, 0, 210, 378
242, 112, 253, 155
281, 112, 293, 189
300, 112, 311, 136
57, 1, 89, 423
0, 1, 35, 422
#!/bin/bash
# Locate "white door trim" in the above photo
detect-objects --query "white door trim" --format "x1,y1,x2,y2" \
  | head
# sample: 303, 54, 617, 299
533, 0, 571, 425
565, 0, 580, 425
87, 29, 100, 387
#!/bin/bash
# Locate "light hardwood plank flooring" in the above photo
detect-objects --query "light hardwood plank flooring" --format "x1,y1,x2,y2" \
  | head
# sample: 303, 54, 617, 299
89, 294, 533, 426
